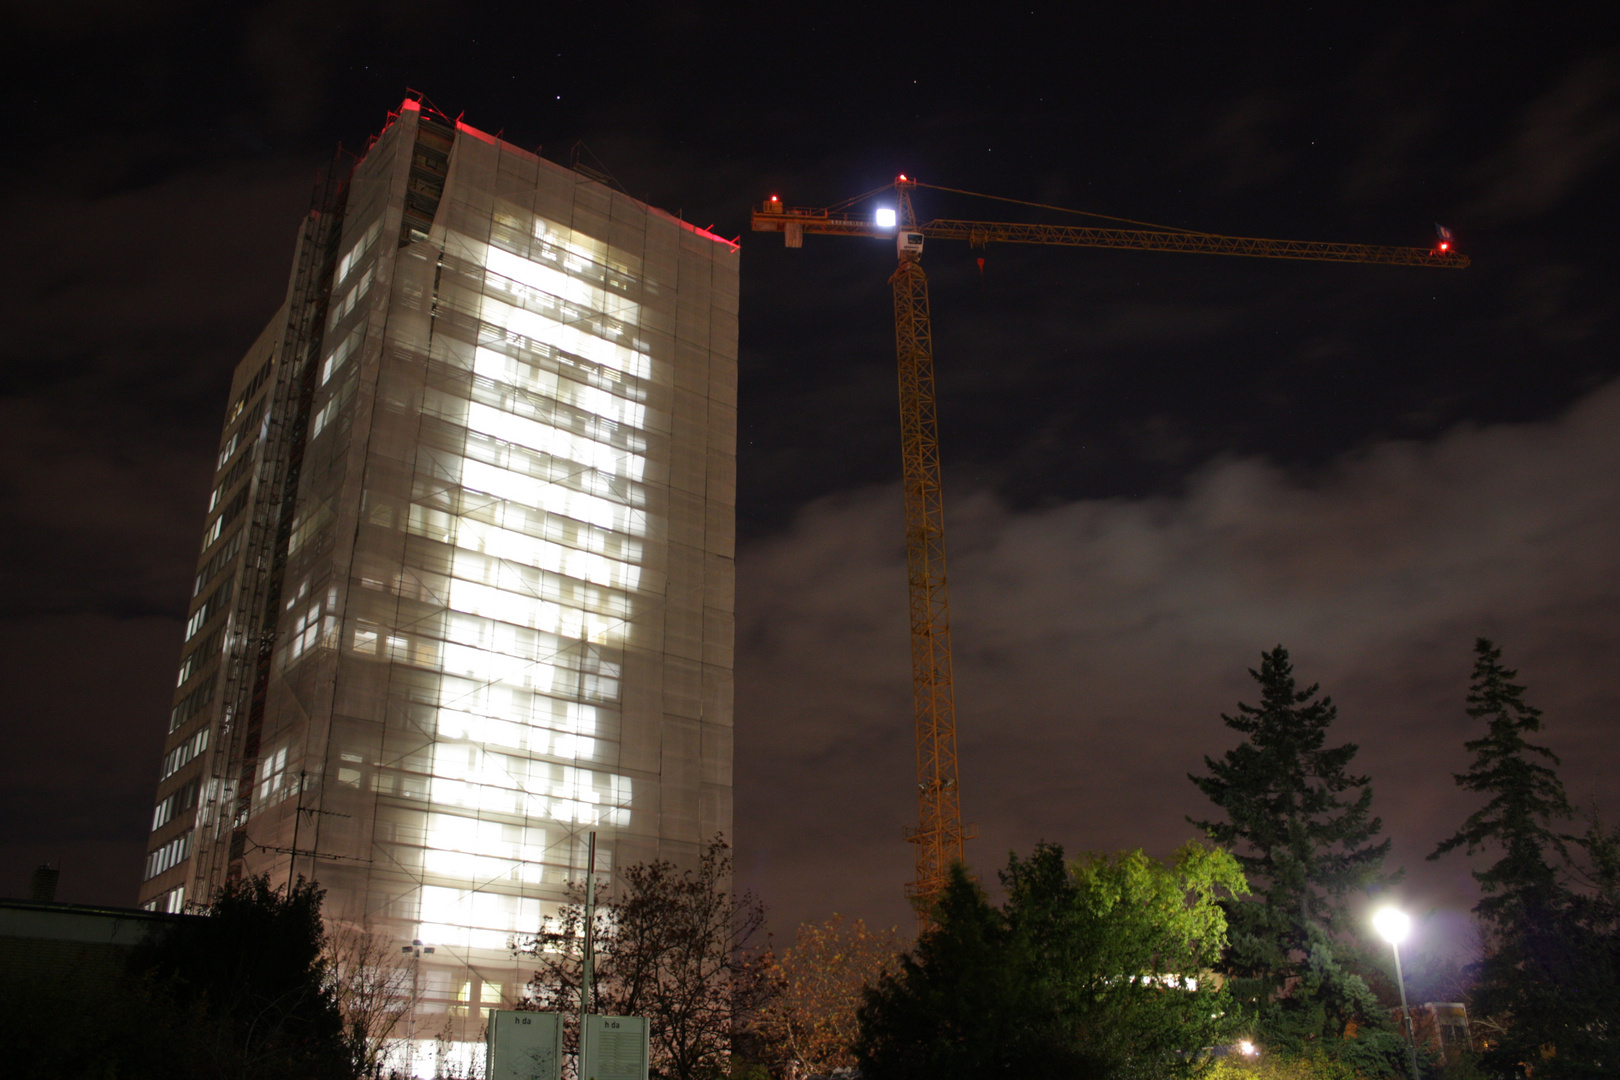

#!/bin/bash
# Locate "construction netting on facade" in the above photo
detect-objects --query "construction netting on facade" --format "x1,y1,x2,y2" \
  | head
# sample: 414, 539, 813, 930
144, 98, 739, 1074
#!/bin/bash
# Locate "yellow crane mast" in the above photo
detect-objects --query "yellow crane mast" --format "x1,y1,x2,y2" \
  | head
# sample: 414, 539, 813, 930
753, 176, 1468, 921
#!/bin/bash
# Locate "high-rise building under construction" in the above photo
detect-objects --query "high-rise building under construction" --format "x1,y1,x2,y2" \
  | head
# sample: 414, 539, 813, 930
139, 98, 739, 1065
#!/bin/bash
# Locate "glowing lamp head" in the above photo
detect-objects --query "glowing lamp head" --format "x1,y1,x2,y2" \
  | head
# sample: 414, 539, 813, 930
1373, 907, 1411, 945
1238, 1041, 1258, 1058
875, 207, 897, 228
898, 173, 908, 181
769, 195, 779, 203
1439, 241, 1450, 251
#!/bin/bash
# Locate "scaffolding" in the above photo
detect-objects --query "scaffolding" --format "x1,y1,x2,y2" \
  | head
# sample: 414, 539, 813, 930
141, 99, 740, 1071
189, 157, 353, 898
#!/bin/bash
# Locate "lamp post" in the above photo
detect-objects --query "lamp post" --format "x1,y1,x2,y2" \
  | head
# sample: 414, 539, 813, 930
401, 939, 435, 1078
1373, 907, 1420, 1080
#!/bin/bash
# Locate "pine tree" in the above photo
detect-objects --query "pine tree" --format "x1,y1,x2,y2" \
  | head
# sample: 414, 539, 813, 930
1189, 646, 1403, 1068
1429, 638, 1592, 1076
1430, 638, 1571, 922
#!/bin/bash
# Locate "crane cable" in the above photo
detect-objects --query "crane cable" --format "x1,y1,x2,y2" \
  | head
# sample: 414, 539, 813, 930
915, 181, 1217, 236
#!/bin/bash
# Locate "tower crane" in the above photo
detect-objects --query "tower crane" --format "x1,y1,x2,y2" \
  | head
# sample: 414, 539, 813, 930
753, 177, 1468, 922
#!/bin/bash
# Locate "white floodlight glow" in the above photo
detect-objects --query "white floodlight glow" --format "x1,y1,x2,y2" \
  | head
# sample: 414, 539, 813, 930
1238, 1041, 1258, 1058
1373, 906, 1411, 945
875, 207, 897, 228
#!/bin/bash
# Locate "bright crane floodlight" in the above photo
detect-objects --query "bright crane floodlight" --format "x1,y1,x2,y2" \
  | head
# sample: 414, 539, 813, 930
875, 208, 897, 228
1373, 906, 1411, 945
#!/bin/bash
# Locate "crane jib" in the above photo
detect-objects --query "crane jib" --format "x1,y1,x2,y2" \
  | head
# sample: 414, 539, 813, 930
752, 180, 1468, 925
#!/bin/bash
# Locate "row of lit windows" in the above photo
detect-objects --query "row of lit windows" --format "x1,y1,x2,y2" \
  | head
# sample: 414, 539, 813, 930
215, 398, 264, 472
256, 746, 292, 810
151, 777, 200, 832
495, 213, 642, 298
334, 217, 384, 287
208, 443, 257, 512
424, 678, 605, 749
144, 829, 192, 881
193, 527, 243, 598
427, 744, 629, 808
433, 706, 601, 762
422, 769, 629, 828
471, 319, 645, 406
185, 574, 234, 641
319, 324, 364, 387
223, 359, 272, 429
400, 481, 643, 564
354, 529, 637, 619
310, 365, 359, 442
141, 885, 185, 914
349, 624, 619, 705
329, 264, 375, 329
176, 622, 224, 688
283, 583, 338, 665
471, 290, 650, 383
470, 346, 648, 430
199, 483, 250, 552
453, 456, 642, 537
159, 726, 209, 781
169, 672, 216, 734
423, 379, 648, 478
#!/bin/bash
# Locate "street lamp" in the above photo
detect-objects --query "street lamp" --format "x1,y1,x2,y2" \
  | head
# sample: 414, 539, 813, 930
1373, 907, 1420, 1080
401, 939, 435, 1078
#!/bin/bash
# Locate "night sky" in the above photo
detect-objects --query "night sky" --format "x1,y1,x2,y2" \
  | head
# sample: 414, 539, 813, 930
3, 3, 1617, 964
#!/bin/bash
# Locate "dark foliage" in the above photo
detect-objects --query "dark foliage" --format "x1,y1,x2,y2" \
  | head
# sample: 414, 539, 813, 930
6, 874, 358, 1080
1430, 639, 1618, 1078
1189, 645, 1406, 1073
125, 874, 358, 1080
856, 843, 1245, 1080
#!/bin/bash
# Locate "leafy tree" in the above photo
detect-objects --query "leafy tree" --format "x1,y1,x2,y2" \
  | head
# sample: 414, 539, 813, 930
762, 914, 901, 1074
1189, 645, 1404, 1071
1053, 843, 1250, 1074
856, 842, 1247, 1080
1429, 639, 1619, 1077
520, 837, 775, 1080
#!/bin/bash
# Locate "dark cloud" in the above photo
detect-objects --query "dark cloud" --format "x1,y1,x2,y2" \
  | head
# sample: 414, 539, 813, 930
1195, 97, 1298, 196
0, 613, 182, 901
0, 160, 316, 627
1471, 52, 1620, 220
736, 379, 1620, 946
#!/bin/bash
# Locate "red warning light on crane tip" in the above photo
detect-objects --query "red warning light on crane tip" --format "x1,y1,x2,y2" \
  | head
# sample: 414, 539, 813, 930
1439, 241, 1450, 251
769, 195, 779, 202
898, 173, 908, 181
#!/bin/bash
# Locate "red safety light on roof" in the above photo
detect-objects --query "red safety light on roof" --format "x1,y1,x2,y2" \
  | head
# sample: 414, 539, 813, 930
770, 195, 779, 202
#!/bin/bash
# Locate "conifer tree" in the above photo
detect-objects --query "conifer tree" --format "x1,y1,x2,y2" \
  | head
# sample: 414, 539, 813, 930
1189, 646, 1402, 1070
1430, 638, 1571, 922
1429, 638, 1590, 1076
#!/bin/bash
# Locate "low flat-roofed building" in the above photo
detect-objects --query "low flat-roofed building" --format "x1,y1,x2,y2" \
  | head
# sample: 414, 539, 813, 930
0, 897, 189, 989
